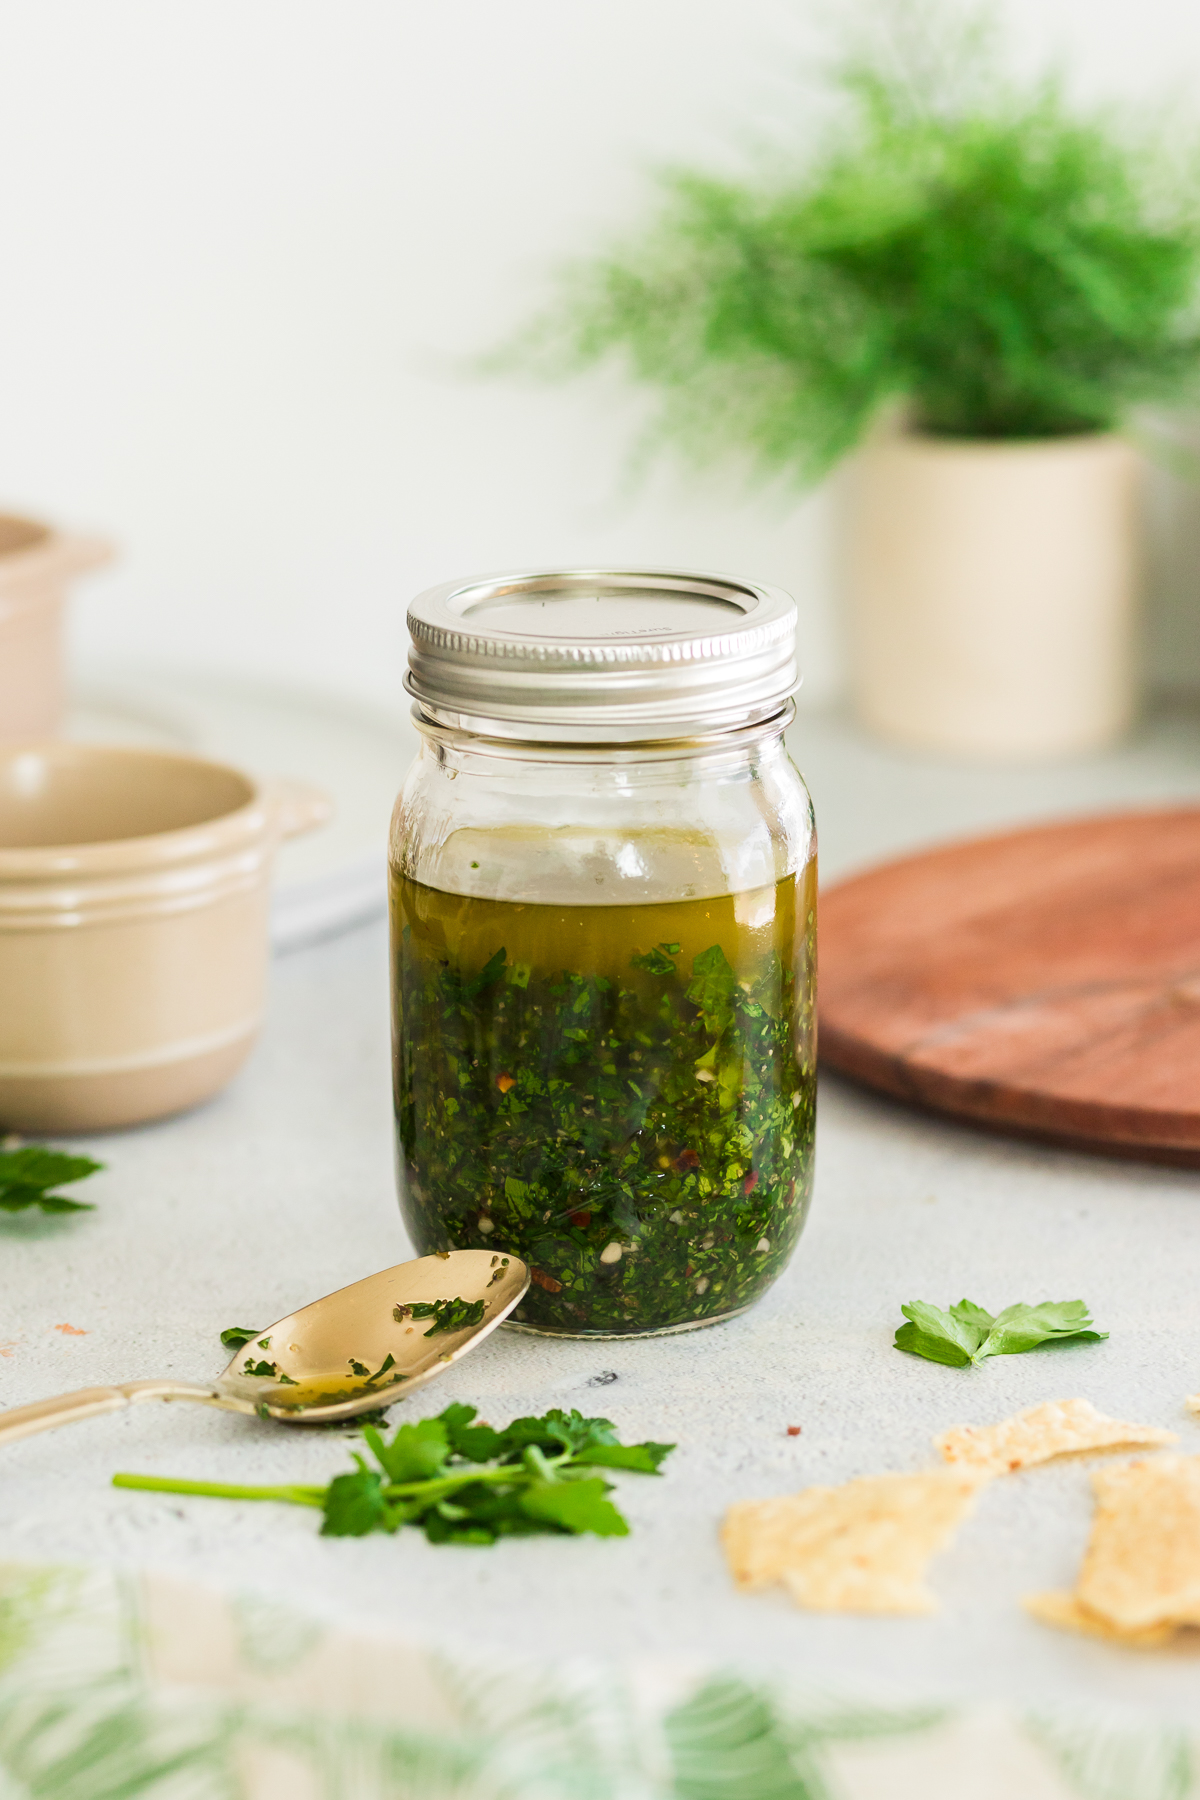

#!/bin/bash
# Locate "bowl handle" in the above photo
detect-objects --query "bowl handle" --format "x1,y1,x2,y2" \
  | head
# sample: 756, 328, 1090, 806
262, 778, 334, 841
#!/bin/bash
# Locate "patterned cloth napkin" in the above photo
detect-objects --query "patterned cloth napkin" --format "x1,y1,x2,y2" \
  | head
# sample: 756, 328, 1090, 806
0, 1561, 1190, 1799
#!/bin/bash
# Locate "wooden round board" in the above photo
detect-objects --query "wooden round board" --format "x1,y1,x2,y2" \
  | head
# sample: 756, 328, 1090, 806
818, 807, 1200, 1165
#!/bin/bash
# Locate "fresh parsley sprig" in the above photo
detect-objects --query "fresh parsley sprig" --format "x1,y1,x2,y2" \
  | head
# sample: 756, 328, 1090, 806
0, 1146, 103, 1215
895, 1298, 1108, 1368
113, 1403, 674, 1543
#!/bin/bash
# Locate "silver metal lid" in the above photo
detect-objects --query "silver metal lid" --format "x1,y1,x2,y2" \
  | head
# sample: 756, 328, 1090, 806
405, 568, 799, 742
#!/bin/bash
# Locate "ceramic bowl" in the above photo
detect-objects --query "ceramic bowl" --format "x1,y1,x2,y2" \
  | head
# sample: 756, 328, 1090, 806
0, 516, 113, 740
0, 743, 330, 1132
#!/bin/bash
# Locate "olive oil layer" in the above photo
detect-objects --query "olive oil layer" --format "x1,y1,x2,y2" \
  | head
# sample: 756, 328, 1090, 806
391, 870, 816, 1336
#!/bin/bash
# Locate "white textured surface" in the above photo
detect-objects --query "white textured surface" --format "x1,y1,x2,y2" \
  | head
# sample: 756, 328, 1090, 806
5, 703, 1200, 1723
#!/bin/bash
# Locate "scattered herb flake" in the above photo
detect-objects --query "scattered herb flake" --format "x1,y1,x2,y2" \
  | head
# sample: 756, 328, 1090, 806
113, 1404, 674, 1544
895, 1298, 1109, 1368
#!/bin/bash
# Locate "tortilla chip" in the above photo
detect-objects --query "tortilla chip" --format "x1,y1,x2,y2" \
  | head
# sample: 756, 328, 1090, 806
934, 1398, 1177, 1480
722, 1468, 979, 1614
1071, 1454, 1200, 1632
1024, 1588, 1178, 1650
1185, 1394, 1200, 1416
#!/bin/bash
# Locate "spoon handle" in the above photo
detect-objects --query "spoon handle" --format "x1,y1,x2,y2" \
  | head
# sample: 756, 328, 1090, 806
0, 1379, 220, 1447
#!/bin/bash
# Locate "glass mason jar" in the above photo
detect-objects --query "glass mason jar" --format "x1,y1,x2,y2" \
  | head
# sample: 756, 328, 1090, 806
389, 570, 816, 1337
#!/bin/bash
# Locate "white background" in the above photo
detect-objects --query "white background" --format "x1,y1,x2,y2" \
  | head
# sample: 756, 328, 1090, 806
0, 0, 1199, 710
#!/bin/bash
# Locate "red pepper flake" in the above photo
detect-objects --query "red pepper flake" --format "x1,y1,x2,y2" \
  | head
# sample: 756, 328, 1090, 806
530, 1269, 563, 1293
743, 1170, 759, 1196
672, 1148, 700, 1173
568, 1210, 591, 1229
496, 1073, 516, 1094
786, 1424, 802, 1437
55, 1323, 87, 1336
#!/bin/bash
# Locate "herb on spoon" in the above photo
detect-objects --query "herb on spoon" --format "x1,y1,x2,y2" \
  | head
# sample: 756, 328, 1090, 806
393, 1296, 486, 1336
0, 1146, 103, 1215
895, 1298, 1108, 1368
223, 1294, 487, 1359
220, 1326, 261, 1351
113, 1403, 674, 1542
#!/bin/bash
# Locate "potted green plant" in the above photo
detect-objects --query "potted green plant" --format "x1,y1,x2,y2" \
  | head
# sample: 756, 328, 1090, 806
514, 13, 1200, 757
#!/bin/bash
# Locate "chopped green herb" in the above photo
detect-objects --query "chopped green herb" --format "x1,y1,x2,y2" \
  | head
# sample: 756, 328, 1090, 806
394, 1296, 486, 1336
242, 1359, 281, 1379
392, 875, 816, 1333
630, 942, 678, 976
348, 1351, 396, 1379
894, 1298, 1109, 1368
220, 1326, 261, 1351
113, 1404, 674, 1544
0, 1146, 103, 1215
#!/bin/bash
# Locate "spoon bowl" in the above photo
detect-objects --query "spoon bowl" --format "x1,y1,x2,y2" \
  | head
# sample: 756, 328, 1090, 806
0, 1249, 530, 1446
217, 1249, 528, 1421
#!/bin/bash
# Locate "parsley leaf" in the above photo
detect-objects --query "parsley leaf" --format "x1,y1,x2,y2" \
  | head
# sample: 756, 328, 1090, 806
492, 1407, 619, 1457
0, 1146, 103, 1215
573, 1441, 674, 1472
438, 1401, 505, 1463
362, 1418, 451, 1483
893, 1299, 987, 1367
685, 944, 738, 1037
220, 1326, 261, 1351
519, 1477, 629, 1536
113, 1402, 674, 1545
895, 1297, 1108, 1367
976, 1299, 1109, 1359
321, 1469, 388, 1537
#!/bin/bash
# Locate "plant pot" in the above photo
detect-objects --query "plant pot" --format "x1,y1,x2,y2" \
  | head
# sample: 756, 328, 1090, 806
0, 515, 113, 741
0, 744, 330, 1132
843, 431, 1141, 758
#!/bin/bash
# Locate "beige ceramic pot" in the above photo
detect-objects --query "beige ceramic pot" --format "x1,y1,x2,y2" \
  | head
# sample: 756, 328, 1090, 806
0, 744, 329, 1133
0, 516, 113, 740
844, 431, 1141, 758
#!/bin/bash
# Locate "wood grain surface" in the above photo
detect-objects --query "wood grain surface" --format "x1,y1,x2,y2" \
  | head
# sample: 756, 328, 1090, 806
818, 807, 1200, 1164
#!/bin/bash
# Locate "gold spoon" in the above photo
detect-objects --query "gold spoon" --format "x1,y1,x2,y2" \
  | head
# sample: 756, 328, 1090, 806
0, 1249, 529, 1447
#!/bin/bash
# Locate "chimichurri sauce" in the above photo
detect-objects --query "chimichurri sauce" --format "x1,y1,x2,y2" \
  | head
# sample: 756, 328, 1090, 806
391, 871, 816, 1336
